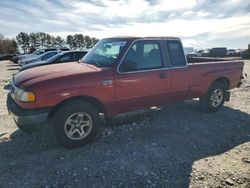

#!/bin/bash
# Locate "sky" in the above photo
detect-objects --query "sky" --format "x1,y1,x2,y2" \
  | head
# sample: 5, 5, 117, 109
0, 0, 249, 49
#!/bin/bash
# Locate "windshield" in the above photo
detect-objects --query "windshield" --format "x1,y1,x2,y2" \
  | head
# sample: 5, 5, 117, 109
81, 38, 127, 67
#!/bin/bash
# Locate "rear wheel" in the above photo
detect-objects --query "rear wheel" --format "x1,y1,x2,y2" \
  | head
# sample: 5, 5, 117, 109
53, 100, 101, 148
199, 81, 226, 112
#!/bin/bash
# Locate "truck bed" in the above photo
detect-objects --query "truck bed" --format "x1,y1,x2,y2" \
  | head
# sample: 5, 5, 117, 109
187, 57, 241, 64
187, 60, 244, 98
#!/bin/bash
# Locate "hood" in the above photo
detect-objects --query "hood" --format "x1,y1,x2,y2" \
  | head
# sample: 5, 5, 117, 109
14, 62, 101, 88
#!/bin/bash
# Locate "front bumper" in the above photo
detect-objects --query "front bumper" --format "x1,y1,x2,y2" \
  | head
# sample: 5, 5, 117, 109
7, 94, 51, 126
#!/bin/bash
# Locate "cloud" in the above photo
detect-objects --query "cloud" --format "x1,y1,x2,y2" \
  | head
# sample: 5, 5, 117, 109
0, 0, 249, 48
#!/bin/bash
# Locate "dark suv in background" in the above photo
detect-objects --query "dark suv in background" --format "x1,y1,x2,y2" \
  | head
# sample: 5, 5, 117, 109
209, 47, 227, 57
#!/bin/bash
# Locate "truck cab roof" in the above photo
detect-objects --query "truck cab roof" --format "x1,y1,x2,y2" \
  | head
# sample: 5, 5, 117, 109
104, 36, 180, 40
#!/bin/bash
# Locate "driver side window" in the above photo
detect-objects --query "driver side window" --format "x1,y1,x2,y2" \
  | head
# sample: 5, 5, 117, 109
119, 40, 162, 73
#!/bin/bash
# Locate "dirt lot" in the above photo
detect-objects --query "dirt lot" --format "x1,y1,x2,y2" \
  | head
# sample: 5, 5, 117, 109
0, 60, 249, 188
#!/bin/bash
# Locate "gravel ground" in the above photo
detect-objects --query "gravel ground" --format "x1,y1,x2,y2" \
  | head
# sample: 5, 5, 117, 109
0, 60, 249, 188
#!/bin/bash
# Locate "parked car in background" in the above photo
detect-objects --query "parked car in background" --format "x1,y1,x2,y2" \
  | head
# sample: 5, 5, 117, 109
209, 47, 227, 57
236, 49, 246, 56
12, 53, 23, 63
196, 50, 204, 57
184, 47, 194, 55
241, 49, 250, 59
19, 51, 59, 66
13, 48, 70, 64
201, 49, 210, 57
20, 51, 87, 71
7, 37, 244, 148
0, 53, 15, 61
186, 51, 198, 58
13, 48, 56, 64
227, 49, 236, 56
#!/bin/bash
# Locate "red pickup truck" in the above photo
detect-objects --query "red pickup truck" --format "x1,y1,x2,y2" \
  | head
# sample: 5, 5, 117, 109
7, 37, 244, 148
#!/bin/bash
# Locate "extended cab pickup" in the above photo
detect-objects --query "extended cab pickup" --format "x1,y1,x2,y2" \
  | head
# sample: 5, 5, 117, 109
7, 37, 244, 148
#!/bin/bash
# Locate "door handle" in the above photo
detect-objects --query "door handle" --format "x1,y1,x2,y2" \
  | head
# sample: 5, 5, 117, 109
159, 73, 167, 79
102, 80, 113, 86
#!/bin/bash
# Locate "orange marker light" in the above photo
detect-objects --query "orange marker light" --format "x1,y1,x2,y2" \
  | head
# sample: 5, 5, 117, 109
27, 92, 36, 102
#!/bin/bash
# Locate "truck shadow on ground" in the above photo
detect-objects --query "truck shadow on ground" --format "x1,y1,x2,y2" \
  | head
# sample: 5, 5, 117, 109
0, 100, 250, 187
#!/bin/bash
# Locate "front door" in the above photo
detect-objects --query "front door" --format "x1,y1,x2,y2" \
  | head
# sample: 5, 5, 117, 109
115, 40, 170, 114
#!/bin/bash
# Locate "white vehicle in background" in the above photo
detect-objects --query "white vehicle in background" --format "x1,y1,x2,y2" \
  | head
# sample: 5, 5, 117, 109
236, 49, 245, 56
13, 48, 70, 64
227, 49, 236, 56
184, 47, 194, 55
201, 49, 210, 57
19, 51, 59, 66
186, 49, 210, 58
14, 48, 56, 64
196, 50, 205, 57
186, 50, 198, 58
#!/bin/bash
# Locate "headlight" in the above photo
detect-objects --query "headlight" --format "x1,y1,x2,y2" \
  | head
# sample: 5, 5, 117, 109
14, 87, 36, 102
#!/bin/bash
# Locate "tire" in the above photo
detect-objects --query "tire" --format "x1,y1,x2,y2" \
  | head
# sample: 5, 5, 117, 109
53, 100, 101, 148
199, 81, 226, 112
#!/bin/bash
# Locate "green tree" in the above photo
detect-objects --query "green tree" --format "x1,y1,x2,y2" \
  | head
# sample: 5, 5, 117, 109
66, 35, 74, 49
77, 34, 85, 49
45, 34, 53, 47
11, 40, 18, 53
0, 33, 4, 40
16, 32, 30, 53
90, 37, 99, 48
84, 35, 91, 49
29, 32, 38, 52
0, 34, 18, 54
72, 34, 86, 49
37, 32, 47, 48
54, 36, 64, 47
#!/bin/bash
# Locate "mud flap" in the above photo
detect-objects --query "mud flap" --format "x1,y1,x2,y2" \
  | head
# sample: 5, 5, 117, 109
225, 91, 230, 101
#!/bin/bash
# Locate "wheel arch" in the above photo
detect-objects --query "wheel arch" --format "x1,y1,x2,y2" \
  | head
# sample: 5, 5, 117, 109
202, 77, 230, 97
213, 77, 230, 90
48, 96, 107, 119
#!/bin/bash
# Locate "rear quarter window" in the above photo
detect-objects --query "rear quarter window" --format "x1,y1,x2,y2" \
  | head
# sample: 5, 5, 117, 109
167, 40, 186, 67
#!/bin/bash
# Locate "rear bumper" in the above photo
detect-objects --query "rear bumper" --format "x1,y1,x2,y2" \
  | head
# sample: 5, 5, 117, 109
7, 94, 51, 126
237, 73, 247, 87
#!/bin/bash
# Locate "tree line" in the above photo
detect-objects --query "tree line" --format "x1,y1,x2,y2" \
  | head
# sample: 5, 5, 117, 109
16, 32, 99, 53
0, 32, 100, 54
0, 34, 18, 54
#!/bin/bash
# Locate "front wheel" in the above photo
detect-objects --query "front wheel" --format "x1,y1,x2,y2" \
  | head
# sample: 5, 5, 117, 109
199, 81, 226, 112
53, 100, 101, 148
